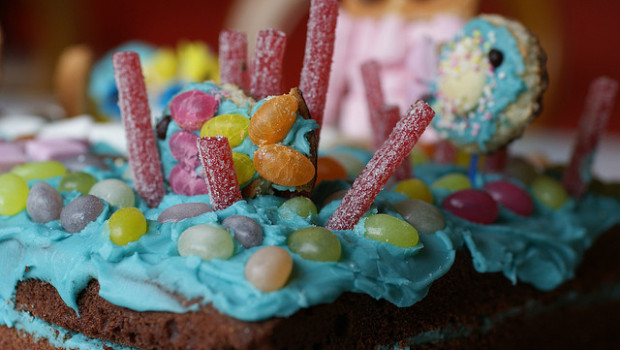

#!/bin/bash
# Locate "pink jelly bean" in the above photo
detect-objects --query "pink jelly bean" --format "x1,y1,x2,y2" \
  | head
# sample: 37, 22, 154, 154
326, 101, 434, 231
380, 105, 411, 181
250, 29, 287, 100
219, 29, 249, 90
197, 136, 243, 211
442, 189, 499, 225
169, 130, 200, 168
170, 90, 219, 131
361, 60, 385, 150
563, 77, 618, 198
112, 51, 165, 208
299, 0, 339, 136
483, 180, 533, 216
169, 163, 208, 196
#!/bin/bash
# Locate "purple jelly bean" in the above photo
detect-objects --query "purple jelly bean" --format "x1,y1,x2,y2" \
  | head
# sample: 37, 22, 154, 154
169, 90, 219, 131
222, 215, 264, 248
60, 195, 103, 233
169, 163, 208, 196
442, 189, 498, 225
169, 130, 200, 167
26, 182, 63, 223
483, 181, 533, 216
157, 202, 212, 223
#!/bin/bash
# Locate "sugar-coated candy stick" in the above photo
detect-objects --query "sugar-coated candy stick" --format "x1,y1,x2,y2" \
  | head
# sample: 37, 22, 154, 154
299, 0, 338, 136
250, 29, 287, 100
361, 60, 385, 150
380, 105, 411, 181
112, 51, 165, 208
326, 101, 434, 231
197, 136, 243, 211
433, 140, 456, 164
219, 30, 249, 90
563, 77, 618, 198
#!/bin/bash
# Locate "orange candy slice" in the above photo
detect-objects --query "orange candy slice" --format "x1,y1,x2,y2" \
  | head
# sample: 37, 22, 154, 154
253, 144, 315, 187
248, 94, 298, 146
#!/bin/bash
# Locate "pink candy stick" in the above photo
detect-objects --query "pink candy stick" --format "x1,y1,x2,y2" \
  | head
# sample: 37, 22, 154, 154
380, 105, 411, 181
326, 101, 434, 230
563, 77, 618, 198
361, 60, 386, 150
433, 140, 457, 164
250, 29, 287, 100
113, 51, 165, 208
219, 30, 249, 90
197, 136, 243, 211
299, 0, 339, 136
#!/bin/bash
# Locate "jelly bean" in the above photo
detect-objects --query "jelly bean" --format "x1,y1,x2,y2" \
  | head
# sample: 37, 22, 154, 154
393, 199, 445, 234
0, 173, 29, 216
11, 161, 66, 181
431, 173, 471, 192
222, 215, 264, 248
332, 153, 365, 177
248, 94, 298, 146
393, 179, 433, 203
60, 195, 103, 233
157, 203, 212, 223
254, 144, 315, 187
504, 157, 538, 185
58, 171, 97, 194
109, 207, 148, 245
170, 90, 218, 131
287, 227, 341, 262
177, 224, 234, 261
89, 179, 135, 208
26, 182, 63, 223
531, 176, 569, 210
442, 189, 498, 224
60, 154, 108, 172
200, 114, 250, 148
484, 181, 533, 216
364, 214, 419, 248
409, 146, 430, 166
169, 130, 200, 167
232, 152, 256, 185
316, 157, 347, 184
169, 163, 209, 196
245, 246, 292, 292
279, 196, 317, 219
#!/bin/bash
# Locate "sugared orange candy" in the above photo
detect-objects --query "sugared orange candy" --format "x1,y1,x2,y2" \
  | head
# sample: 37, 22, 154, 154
248, 94, 298, 146
253, 144, 315, 186
316, 156, 347, 184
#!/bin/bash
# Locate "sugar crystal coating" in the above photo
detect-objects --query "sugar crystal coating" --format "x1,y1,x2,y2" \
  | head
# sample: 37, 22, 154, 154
442, 189, 499, 224
169, 89, 219, 131
381, 105, 411, 181
60, 195, 103, 233
245, 246, 292, 292
248, 94, 298, 146
393, 199, 445, 234
157, 203, 212, 223
89, 178, 135, 208
250, 29, 287, 100
219, 30, 249, 90
221, 215, 264, 248
361, 60, 386, 150
177, 224, 234, 261
197, 136, 243, 211
0, 173, 29, 216
26, 182, 63, 223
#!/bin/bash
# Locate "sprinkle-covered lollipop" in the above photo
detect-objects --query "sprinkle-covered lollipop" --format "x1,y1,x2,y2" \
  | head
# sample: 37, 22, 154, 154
431, 15, 548, 154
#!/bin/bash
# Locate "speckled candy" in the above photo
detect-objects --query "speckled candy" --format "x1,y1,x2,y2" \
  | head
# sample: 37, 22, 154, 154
169, 89, 219, 131
245, 246, 292, 292
60, 195, 103, 233
157, 203, 212, 223
26, 182, 63, 223
169, 130, 200, 168
484, 180, 533, 216
221, 215, 264, 248
393, 199, 445, 234
248, 94, 298, 146
169, 163, 209, 196
442, 189, 499, 224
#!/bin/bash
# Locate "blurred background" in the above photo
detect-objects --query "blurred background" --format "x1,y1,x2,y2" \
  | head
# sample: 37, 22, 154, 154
0, 0, 619, 132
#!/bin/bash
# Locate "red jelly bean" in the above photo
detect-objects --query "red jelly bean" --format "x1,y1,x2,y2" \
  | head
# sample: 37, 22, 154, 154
483, 180, 533, 216
112, 51, 165, 208
169, 130, 200, 168
442, 189, 499, 225
326, 101, 434, 231
197, 136, 243, 210
250, 29, 287, 100
219, 30, 249, 90
170, 90, 219, 131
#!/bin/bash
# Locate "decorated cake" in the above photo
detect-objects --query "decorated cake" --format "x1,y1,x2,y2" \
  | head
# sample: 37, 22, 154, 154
1, 1, 620, 349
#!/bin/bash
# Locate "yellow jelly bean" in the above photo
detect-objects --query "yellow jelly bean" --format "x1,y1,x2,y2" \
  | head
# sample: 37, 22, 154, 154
200, 114, 250, 147
393, 179, 433, 203
109, 207, 147, 246
0, 173, 29, 216
248, 94, 298, 146
232, 152, 256, 185
11, 161, 66, 181
253, 144, 315, 187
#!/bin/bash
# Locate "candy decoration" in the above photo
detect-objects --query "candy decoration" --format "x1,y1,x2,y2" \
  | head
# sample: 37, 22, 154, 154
442, 189, 498, 224
245, 246, 293, 292
157, 203, 212, 223
299, 0, 339, 135
109, 207, 148, 246
201, 114, 250, 148
431, 173, 471, 192
169, 90, 219, 131
11, 161, 66, 181
112, 51, 165, 208
169, 130, 200, 167
58, 171, 97, 195
563, 77, 618, 198
250, 29, 287, 100
393, 179, 433, 204
177, 224, 234, 261
532, 176, 568, 210
279, 196, 318, 219
219, 30, 249, 90
248, 94, 298, 146
89, 179, 135, 208
433, 140, 457, 164
326, 101, 434, 230
393, 199, 445, 234
197, 136, 243, 211
287, 227, 341, 262
361, 60, 385, 150
253, 144, 316, 187
60, 195, 103, 233
26, 182, 63, 223
483, 181, 533, 216
364, 214, 419, 248
221, 215, 264, 248
315, 156, 347, 184
484, 148, 508, 173
0, 173, 29, 216
381, 105, 411, 181
169, 163, 209, 196
232, 152, 256, 185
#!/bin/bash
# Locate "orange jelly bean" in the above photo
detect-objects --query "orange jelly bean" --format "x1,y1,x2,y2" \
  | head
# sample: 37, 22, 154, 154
254, 144, 315, 187
316, 156, 347, 184
248, 94, 298, 146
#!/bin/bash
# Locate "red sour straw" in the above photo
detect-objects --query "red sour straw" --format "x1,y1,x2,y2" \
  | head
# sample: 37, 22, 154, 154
326, 101, 435, 231
562, 77, 618, 198
112, 51, 165, 208
299, 0, 338, 137
361, 60, 386, 150
197, 136, 243, 211
219, 30, 249, 90
250, 29, 287, 100
380, 105, 411, 181
433, 140, 457, 164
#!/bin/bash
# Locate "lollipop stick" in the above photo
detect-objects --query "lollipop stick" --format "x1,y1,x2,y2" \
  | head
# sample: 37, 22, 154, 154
468, 153, 479, 187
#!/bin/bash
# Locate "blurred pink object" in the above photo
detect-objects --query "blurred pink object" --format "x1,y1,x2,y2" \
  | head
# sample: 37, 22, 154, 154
250, 29, 287, 100
0, 142, 27, 172
25, 138, 89, 161
219, 30, 249, 90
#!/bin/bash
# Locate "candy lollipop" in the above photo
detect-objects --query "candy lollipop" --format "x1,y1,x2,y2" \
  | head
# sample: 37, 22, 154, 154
430, 15, 548, 154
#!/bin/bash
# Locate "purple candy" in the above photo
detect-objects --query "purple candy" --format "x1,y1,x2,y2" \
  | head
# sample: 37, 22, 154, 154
169, 163, 208, 196
157, 202, 212, 223
60, 195, 103, 233
169, 90, 219, 131
169, 130, 201, 167
26, 182, 63, 223
442, 189, 498, 225
222, 215, 264, 248
483, 181, 533, 217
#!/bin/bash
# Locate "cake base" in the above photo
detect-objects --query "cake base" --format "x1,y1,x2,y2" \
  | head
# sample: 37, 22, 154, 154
5, 226, 620, 350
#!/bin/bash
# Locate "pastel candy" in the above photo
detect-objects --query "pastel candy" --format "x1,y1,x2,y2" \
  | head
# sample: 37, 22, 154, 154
169, 130, 200, 167
25, 138, 89, 161
89, 178, 135, 208
157, 203, 212, 223
60, 195, 103, 233
0, 142, 27, 172
393, 199, 445, 234
245, 246, 292, 292
169, 163, 209, 196
26, 182, 63, 223
170, 90, 219, 131
221, 215, 264, 248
